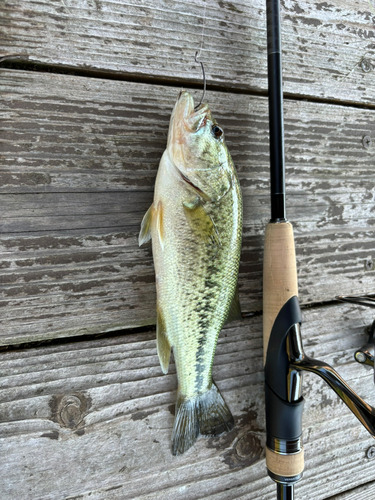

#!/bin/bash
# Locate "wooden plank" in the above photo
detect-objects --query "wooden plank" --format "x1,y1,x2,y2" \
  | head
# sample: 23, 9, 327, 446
1, 304, 374, 499
327, 481, 375, 499
1, 0, 375, 105
1, 69, 375, 345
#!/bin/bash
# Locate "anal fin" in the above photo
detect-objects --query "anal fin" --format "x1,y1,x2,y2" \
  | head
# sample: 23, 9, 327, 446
156, 306, 171, 374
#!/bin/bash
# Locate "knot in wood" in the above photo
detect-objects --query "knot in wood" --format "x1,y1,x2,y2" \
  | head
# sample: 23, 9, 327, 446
234, 431, 262, 460
235, 433, 253, 458
221, 430, 263, 470
50, 393, 90, 430
58, 395, 84, 428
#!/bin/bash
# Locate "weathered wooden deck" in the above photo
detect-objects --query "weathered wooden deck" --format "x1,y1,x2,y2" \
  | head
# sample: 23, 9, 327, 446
1, 1, 375, 498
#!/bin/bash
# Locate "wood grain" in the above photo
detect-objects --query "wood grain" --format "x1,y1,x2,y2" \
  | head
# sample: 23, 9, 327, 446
1, 69, 375, 345
328, 481, 375, 499
1, 0, 375, 105
1, 304, 374, 500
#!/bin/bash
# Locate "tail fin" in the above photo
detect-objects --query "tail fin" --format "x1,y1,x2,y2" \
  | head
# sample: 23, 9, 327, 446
171, 382, 234, 456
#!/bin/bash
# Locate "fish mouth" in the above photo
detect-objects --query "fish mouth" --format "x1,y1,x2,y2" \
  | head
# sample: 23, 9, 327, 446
177, 90, 205, 110
176, 91, 209, 124
176, 90, 195, 117
193, 102, 207, 112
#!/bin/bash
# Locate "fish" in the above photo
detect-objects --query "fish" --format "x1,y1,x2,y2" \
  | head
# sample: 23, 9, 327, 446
139, 90, 243, 455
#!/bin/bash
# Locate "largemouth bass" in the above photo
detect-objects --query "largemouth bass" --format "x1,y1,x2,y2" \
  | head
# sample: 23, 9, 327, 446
139, 91, 242, 455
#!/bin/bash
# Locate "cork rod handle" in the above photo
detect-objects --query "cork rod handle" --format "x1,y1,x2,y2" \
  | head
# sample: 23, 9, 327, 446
263, 221, 299, 364
263, 220, 305, 480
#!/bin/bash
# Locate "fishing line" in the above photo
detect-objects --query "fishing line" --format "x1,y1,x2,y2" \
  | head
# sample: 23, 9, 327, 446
196, 3, 207, 60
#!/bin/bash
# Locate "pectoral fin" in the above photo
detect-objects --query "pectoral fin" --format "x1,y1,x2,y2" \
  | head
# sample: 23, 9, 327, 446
139, 205, 153, 246
139, 201, 164, 250
156, 306, 171, 374
183, 199, 220, 246
225, 285, 242, 324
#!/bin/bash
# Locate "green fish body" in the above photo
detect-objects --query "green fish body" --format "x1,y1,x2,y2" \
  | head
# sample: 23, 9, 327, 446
139, 91, 242, 455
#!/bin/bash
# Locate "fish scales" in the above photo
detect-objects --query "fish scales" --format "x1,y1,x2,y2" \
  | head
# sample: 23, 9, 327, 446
139, 91, 243, 455
161, 180, 241, 396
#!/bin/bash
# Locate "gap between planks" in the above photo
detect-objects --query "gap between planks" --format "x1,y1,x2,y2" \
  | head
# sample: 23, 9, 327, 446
0, 300, 348, 354
2, 59, 375, 113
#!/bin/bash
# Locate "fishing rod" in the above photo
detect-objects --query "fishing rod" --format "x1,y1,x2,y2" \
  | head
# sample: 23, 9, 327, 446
263, 0, 375, 498
263, 0, 303, 496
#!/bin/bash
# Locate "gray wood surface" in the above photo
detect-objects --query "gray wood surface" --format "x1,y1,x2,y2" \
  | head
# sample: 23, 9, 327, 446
1, 0, 375, 105
1, 69, 375, 345
328, 481, 375, 499
2, 2, 375, 497
1, 304, 374, 500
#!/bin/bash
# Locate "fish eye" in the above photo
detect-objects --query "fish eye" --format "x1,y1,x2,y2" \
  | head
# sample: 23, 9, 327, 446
212, 125, 223, 139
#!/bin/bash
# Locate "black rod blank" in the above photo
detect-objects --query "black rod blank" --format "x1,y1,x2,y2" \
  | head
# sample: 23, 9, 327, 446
277, 483, 294, 500
266, 0, 286, 222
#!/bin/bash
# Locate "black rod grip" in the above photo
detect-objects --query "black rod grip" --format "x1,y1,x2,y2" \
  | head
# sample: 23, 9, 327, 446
264, 296, 304, 482
265, 384, 303, 441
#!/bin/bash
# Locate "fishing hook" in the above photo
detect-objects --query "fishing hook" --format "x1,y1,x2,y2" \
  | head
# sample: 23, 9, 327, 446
194, 51, 206, 110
